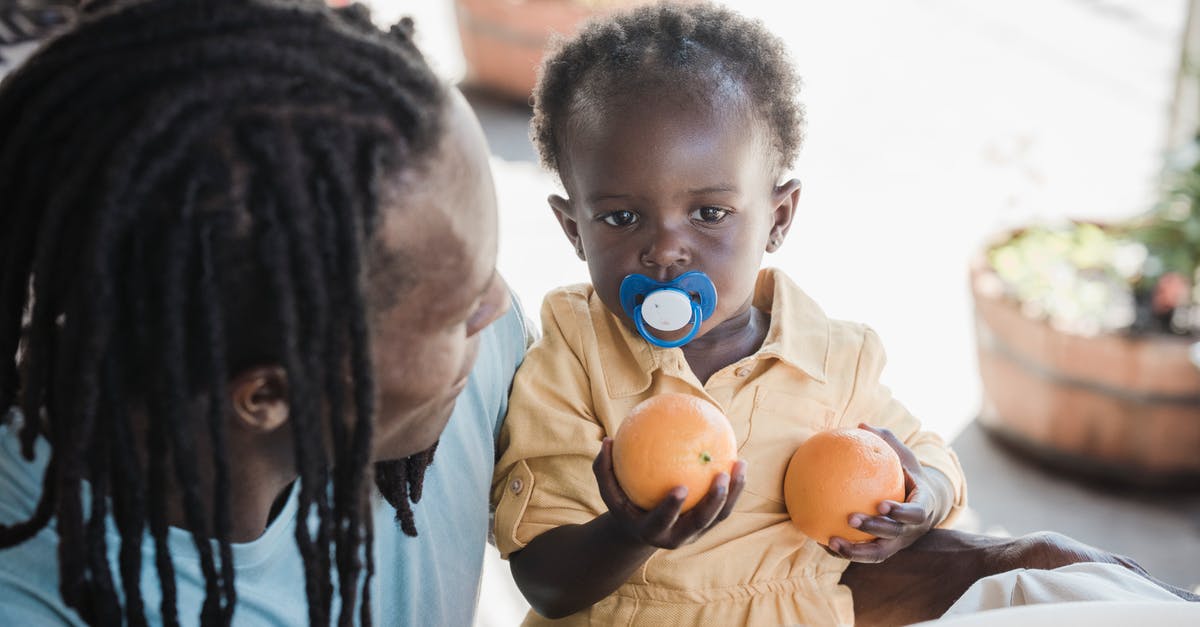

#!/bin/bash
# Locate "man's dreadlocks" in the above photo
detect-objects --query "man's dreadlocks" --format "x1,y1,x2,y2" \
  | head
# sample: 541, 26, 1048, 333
0, 1, 446, 625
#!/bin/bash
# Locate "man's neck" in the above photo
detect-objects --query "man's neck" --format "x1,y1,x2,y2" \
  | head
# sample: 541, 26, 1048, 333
165, 444, 298, 543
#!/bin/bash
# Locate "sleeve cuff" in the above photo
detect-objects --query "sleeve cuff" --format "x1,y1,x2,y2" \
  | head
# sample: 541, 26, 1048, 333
914, 447, 968, 528
493, 460, 536, 558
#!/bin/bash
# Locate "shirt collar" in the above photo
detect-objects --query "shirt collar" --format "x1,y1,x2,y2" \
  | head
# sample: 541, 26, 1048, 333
590, 267, 830, 398
753, 267, 829, 383
588, 287, 661, 398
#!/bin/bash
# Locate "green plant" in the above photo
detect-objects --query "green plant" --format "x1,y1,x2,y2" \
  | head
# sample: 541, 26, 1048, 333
1126, 140, 1200, 278
987, 137, 1200, 337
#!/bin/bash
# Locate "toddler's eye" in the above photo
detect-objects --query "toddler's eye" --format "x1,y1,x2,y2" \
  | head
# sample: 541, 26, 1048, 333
691, 206, 730, 223
601, 211, 638, 227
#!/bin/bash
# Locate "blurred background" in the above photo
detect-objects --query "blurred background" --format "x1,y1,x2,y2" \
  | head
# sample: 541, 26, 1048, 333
3, 1, 1197, 624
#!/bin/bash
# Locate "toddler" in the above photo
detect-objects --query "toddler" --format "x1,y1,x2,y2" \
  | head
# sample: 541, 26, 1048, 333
492, 3, 966, 624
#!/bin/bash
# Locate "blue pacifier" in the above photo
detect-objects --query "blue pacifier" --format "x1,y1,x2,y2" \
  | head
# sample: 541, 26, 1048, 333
619, 271, 718, 348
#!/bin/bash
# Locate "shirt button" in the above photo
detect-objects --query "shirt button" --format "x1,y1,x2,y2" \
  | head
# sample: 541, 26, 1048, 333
510, 478, 524, 495
735, 367, 752, 377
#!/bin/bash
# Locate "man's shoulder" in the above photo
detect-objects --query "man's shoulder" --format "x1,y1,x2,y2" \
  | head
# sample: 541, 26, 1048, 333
0, 418, 83, 625
0, 414, 50, 523
506, 288, 539, 350
472, 289, 533, 383
0, 517, 85, 626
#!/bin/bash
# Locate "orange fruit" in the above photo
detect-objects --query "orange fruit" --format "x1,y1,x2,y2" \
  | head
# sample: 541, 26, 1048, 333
612, 393, 738, 512
783, 427, 905, 545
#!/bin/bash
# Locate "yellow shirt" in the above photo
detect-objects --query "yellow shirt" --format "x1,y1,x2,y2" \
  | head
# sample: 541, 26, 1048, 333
492, 268, 967, 626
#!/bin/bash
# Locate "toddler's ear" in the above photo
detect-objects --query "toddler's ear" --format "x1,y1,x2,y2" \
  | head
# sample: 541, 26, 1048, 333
549, 194, 586, 261
767, 178, 802, 253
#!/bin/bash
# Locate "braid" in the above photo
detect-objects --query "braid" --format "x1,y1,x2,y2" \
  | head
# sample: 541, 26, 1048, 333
374, 443, 437, 538
109, 355, 149, 627
197, 214, 238, 626
244, 121, 335, 624
86, 370, 121, 626
309, 123, 373, 627
0, 1, 447, 625
147, 381, 181, 627
155, 183, 223, 626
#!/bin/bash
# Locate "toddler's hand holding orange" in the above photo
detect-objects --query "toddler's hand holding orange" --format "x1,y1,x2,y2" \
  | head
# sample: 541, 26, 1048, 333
595, 393, 746, 550
785, 424, 950, 563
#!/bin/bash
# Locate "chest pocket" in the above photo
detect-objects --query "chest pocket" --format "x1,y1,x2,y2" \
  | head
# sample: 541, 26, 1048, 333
735, 387, 838, 512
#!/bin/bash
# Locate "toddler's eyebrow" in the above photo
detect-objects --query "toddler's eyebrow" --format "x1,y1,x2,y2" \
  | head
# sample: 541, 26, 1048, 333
688, 184, 737, 195
589, 192, 632, 202
587, 184, 737, 203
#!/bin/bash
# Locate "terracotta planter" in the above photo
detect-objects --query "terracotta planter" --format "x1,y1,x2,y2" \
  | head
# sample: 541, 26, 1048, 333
970, 251, 1200, 489
453, 0, 663, 104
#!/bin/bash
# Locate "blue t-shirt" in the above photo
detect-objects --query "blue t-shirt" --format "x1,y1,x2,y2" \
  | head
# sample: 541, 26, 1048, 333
0, 295, 529, 626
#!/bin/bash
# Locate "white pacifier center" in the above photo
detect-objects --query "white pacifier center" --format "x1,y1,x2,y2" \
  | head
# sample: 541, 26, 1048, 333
641, 289, 694, 332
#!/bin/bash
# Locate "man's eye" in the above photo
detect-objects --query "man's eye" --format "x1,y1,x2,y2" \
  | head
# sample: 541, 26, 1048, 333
691, 206, 730, 223
601, 211, 638, 227
465, 301, 497, 337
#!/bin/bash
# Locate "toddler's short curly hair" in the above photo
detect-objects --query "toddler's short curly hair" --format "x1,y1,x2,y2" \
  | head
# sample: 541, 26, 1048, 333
531, 1, 804, 178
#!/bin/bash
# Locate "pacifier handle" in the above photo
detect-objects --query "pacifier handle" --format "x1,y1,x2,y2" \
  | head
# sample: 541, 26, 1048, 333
619, 271, 717, 349
633, 300, 704, 349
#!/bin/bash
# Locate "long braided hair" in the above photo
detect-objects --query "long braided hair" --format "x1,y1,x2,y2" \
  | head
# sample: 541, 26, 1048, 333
0, 1, 446, 624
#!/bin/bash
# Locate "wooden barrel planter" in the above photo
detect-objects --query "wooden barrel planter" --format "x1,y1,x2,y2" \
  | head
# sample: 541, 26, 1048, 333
971, 257, 1200, 490
453, 0, 675, 104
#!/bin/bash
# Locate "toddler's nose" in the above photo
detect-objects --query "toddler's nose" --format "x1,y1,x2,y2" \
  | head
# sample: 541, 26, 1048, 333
640, 227, 691, 271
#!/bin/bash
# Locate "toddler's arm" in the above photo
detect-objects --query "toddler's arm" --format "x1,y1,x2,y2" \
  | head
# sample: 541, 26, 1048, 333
508, 511, 656, 619
824, 325, 967, 562
492, 288, 747, 618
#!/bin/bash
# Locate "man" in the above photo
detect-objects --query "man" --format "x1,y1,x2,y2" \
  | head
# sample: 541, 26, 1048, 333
0, 1, 522, 624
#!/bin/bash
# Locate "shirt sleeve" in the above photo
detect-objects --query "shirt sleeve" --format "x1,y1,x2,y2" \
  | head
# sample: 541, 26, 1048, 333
486, 287, 534, 444
491, 294, 608, 559
839, 325, 968, 527
510, 288, 541, 350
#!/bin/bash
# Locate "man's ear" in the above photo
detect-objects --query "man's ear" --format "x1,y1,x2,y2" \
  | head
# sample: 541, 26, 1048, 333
549, 194, 586, 261
229, 366, 289, 434
766, 178, 802, 253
